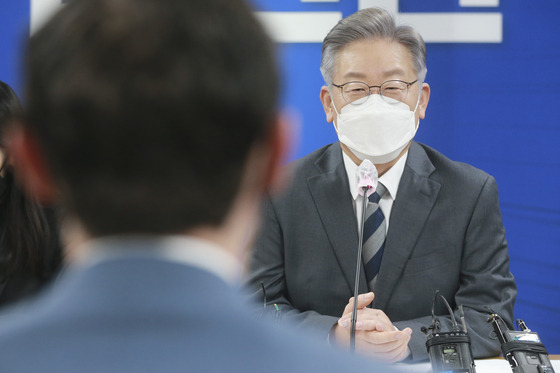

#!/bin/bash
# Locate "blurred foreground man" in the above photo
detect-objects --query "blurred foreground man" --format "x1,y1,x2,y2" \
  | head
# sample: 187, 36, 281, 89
248, 7, 516, 363
0, 0, 394, 372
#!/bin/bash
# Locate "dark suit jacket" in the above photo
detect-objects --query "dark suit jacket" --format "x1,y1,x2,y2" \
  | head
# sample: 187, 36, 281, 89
0, 238, 392, 372
248, 141, 517, 361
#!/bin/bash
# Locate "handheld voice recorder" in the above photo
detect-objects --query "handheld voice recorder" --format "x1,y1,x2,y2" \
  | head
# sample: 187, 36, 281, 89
487, 313, 555, 373
422, 291, 476, 373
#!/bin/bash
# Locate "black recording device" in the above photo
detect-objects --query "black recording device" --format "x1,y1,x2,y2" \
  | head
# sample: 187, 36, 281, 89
487, 312, 555, 373
422, 291, 476, 373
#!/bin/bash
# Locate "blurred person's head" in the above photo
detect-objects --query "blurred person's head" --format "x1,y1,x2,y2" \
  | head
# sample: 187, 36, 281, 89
0, 80, 55, 279
0, 81, 23, 131
9, 0, 287, 257
0, 81, 22, 178
0, 80, 23, 192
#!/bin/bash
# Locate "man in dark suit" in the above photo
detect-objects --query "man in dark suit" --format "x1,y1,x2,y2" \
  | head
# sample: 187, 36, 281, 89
247, 7, 517, 363
0, 0, 395, 372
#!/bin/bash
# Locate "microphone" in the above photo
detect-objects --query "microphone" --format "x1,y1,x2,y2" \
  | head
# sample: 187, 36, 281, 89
356, 159, 378, 198
350, 159, 378, 352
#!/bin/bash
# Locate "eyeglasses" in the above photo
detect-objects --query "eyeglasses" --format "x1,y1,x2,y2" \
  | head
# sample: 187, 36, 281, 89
332, 79, 418, 105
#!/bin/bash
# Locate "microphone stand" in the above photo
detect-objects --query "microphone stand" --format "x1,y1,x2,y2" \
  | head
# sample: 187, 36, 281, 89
350, 185, 370, 353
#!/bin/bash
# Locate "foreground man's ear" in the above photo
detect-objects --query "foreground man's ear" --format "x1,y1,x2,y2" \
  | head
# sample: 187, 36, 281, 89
5, 123, 58, 205
260, 111, 297, 195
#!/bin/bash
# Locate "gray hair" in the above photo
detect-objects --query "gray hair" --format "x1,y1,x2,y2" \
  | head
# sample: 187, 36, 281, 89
320, 7, 427, 88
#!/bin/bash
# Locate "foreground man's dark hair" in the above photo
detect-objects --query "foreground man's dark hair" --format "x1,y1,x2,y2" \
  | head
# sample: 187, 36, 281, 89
25, 0, 279, 235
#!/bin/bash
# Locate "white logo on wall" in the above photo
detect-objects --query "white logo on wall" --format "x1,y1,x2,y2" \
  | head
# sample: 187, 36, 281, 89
31, 0, 502, 43
258, 0, 502, 43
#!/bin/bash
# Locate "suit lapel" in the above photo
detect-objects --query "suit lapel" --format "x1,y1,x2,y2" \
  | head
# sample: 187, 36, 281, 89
372, 142, 441, 310
307, 144, 369, 295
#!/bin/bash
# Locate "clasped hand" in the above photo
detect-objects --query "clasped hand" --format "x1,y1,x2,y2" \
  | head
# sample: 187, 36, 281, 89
331, 292, 412, 363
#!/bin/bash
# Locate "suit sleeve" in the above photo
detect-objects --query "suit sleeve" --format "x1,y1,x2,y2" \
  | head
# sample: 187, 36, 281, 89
394, 175, 517, 362
245, 194, 340, 335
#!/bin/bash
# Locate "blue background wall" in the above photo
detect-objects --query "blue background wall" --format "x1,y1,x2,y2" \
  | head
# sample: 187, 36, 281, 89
252, 0, 560, 352
1, 0, 559, 353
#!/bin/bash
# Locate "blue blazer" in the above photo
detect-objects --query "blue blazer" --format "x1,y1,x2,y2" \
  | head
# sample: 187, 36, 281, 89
0, 241, 393, 372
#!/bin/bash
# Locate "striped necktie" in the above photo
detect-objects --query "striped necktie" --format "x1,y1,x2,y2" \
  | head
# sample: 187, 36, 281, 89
362, 182, 387, 291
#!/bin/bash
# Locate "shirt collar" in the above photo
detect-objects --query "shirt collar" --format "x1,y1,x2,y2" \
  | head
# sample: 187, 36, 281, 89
73, 234, 242, 284
342, 149, 408, 202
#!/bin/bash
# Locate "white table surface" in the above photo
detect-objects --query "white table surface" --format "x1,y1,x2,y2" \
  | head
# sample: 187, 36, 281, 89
392, 359, 560, 372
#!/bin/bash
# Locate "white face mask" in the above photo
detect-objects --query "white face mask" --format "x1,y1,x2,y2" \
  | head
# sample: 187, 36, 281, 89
332, 94, 420, 164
